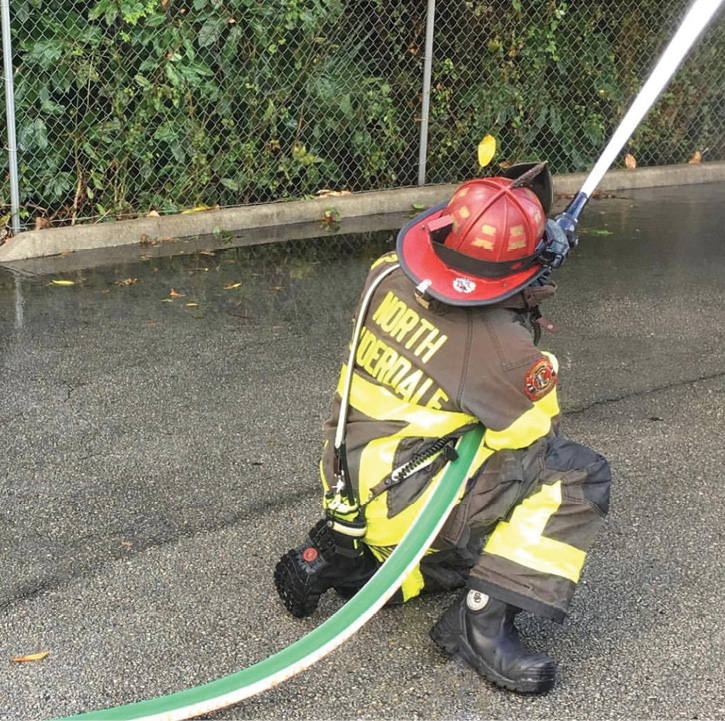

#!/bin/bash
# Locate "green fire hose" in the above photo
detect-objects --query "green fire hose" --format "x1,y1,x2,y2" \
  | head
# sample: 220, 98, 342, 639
55, 425, 484, 721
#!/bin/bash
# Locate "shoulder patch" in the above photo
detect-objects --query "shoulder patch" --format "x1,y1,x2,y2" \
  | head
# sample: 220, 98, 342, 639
524, 357, 557, 401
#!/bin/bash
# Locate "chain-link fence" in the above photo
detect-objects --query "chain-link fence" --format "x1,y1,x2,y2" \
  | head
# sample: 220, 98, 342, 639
1, 0, 724, 232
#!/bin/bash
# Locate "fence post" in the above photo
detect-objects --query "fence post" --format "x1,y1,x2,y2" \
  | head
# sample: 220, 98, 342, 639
417, 0, 436, 186
2, 0, 21, 236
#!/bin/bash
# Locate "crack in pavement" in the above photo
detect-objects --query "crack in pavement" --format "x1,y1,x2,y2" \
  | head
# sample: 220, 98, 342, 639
563, 369, 725, 416
0, 484, 314, 613
4, 368, 724, 614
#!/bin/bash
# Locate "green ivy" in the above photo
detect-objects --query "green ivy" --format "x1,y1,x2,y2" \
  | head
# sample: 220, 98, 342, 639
2, 0, 723, 224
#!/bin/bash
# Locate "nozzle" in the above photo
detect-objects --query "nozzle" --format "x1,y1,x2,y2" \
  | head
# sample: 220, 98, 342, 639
554, 191, 588, 248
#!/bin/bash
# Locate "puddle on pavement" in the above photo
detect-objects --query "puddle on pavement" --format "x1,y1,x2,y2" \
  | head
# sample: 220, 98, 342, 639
0, 230, 398, 337
2, 182, 725, 339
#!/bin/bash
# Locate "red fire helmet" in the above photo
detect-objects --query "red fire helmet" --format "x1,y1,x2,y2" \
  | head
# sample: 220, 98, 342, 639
397, 165, 553, 306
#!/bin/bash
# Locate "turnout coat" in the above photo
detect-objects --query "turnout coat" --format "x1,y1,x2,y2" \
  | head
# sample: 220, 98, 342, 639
320, 253, 610, 621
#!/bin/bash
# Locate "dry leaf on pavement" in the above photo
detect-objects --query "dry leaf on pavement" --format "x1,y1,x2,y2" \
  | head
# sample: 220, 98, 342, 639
316, 189, 351, 198
11, 651, 50, 663
624, 153, 637, 169
169, 289, 185, 298
181, 205, 220, 214
223, 282, 242, 290
688, 150, 702, 164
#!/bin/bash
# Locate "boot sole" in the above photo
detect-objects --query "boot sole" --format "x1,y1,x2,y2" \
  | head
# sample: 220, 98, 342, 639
430, 625, 555, 694
274, 551, 324, 618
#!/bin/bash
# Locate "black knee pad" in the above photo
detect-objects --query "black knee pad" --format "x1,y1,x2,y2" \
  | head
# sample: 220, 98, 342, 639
546, 437, 611, 516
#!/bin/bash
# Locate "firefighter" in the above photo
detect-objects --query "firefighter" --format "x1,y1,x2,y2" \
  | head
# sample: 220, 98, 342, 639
274, 163, 611, 695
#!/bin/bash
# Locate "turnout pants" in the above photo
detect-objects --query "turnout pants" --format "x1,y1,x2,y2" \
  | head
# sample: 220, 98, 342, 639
421, 434, 611, 623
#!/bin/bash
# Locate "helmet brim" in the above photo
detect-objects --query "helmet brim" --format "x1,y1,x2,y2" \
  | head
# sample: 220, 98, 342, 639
396, 203, 547, 307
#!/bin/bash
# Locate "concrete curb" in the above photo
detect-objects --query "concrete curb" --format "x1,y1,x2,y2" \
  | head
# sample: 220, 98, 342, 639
1, 161, 724, 263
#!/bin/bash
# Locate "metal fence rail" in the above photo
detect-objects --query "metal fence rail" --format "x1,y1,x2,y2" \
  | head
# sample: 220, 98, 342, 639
1, 0, 724, 233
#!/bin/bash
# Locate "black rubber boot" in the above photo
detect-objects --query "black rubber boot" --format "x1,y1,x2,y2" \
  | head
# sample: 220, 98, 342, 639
274, 516, 372, 618
430, 589, 556, 694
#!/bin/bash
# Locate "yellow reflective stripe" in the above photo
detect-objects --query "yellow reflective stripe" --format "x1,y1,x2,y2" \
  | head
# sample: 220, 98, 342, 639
338, 365, 476, 438
484, 404, 552, 450
370, 252, 399, 270
484, 480, 586, 583
400, 565, 425, 600
535, 386, 559, 419
366, 545, 425, 601
359, 436, 402, 495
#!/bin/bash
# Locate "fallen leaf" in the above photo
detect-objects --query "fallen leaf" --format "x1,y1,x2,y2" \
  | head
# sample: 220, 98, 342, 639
270, 286, 284, 291
51, 279, 75, 286
199, 250, 217, 256
411, 203, 427, 211
688, 150, 702, 164
223, 282, 242, 290
181, 205, 220, 214
582, 228, 613, 236
186, 302, 198, 307
35, 217, 51, 230
146, 209, 160, 217
316, 189, 351, 198
624, 153, 637, 169
228, 17, 236, 23
169, 289, 185, 298
161, 298, 173, 303
477, 134, 497, 168
497, 160, 512, 169
11, 651, 49, 663
114, 278, 138, 287
121, 540, 133, 547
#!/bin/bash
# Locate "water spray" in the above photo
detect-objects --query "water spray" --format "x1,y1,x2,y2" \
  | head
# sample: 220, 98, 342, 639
555, 0, 724, 243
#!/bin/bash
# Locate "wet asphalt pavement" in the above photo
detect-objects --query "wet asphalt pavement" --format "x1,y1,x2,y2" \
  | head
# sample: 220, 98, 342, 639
1, 183, 724, 720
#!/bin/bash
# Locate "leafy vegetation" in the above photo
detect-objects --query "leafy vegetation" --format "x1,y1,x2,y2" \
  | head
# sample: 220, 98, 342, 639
2, 0, 723, 225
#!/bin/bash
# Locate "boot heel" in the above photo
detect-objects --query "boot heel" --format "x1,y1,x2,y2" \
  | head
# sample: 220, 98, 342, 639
429, 621, 461, 655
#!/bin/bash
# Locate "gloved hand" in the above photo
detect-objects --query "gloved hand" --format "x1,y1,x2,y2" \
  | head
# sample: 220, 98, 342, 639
540, 219, 572, 269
